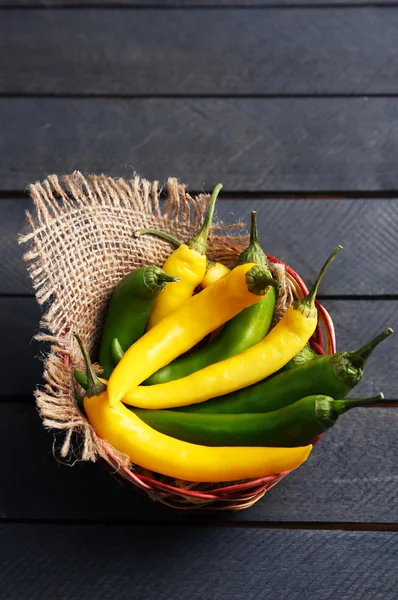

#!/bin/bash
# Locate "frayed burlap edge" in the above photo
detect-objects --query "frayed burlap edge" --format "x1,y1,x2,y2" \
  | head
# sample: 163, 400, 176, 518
19, 171, 293, 492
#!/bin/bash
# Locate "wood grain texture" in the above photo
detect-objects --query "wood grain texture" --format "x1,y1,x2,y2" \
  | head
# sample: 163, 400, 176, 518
216, 198, 398, 296
4, 197, 398, 296
2, 402, 398, 523
1, 526, 398, 600
3, 8, 398, 95
3, 98, 398, 192
0, 298, 43, 396
1, 1, 396, 6
0, 199, 32, 295
1, 297, 396, 397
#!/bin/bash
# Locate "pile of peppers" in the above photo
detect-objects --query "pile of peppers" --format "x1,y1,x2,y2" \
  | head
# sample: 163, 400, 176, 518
74, 184, 393, 483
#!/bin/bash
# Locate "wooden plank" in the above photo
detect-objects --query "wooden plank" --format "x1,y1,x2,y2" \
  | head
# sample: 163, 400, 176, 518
3, 197, 398, 296
1, 404, 398, 522
3, 98, 398, 192
1, 525, 397, 600
0, 298, 43, 396
3, 8, 398, 95
1, 1, 396, 6
215, 198, 398, 296
0, 402, 172, 521
0, 199, 32, 295
1, 297, 396, 397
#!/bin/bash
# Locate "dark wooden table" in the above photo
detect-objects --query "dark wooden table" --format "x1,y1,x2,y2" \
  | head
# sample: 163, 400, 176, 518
1, 2, 398, 598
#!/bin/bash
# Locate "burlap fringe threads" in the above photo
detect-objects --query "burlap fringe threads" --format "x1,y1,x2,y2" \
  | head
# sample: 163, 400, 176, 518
19, 171, 293, 487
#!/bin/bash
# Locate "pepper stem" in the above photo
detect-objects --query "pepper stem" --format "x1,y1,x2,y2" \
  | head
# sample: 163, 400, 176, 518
295, 245, 343, 317
135, 229, 182, 247
250, 210, 259, 246
188, 183, 223, 253
142, 266, 181, 294
237, 211, 268, 267
157, 272, 181, 283
350, 328, 393, 363
333, 393, 384, 416
246, 265, 281, 295
73, 333, 106, 398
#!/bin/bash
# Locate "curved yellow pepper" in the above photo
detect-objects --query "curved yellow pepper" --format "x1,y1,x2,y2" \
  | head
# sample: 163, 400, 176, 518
146, 184, 223, 329
108, 262, 278, 407
121, 246, 343, 410
148, 244, 207, 328
200, 261, 230, 288
200, 261, 231, 341
123, 305, 314, 409
85, 392, 312, 482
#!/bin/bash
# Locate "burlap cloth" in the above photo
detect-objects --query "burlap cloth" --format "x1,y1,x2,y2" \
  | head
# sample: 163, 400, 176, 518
19, 171, 293, 490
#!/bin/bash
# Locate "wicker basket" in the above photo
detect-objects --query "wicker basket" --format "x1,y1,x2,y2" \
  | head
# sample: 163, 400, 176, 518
23, 173, 336, 513
66, 255, 336, 513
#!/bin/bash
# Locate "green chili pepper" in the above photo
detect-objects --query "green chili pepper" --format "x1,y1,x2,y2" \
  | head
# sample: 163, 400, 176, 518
181, 328, 393, 414
99, 266, 179, 379
142, 211, 279, 385
111, 338, 124, 366
74, 369, 88, 389
132, 393, 382, 447
281, 344, 320, 372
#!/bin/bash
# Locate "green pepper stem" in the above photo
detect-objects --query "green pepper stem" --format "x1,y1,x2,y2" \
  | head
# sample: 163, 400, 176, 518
333, 393, 384, 415
237, 211, 268, 268
246, 265, 281, 295
307, 245, 343, 305
250, 211, 259, 246
73, 333, 106, 398
295, 245, 343, 317
156, 272, 181, 283
189, 183, 223, 253
136, 184, 222, 253
351, 328, 393, 363
143, 266, 181, 293
135, 229, 182, 247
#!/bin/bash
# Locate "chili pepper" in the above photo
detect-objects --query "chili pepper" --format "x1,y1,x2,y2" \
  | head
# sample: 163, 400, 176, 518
132, 393, 382, 447
203, 261, 229, 342
98, 266, 179, 379
109, 262, 230, 367
281, 344, 320, 372
74, 333, 312, 482
201, 260, 230, 288
108, 263, 280, 407
111, 338, 124, 366
137, 184, 223, 329
113, 330, 309, 377
182, 328, 393, 414
143, 211, 277, 386
74, 369, 89, 389
122, 247, 342, 410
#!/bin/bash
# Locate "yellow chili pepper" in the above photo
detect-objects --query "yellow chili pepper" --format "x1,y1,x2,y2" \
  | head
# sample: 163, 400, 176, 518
108, 263, 280, 407
200, 260, 230, 288
153, 245, 230, 346
122, 246, 342, 410
86, 394, 312, 482
75, 334, 312, 482
200, 262, 230, 341
138, 184, 223, 329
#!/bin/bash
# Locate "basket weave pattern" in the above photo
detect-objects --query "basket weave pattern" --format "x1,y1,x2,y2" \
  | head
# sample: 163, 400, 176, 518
21, 172, 335, 512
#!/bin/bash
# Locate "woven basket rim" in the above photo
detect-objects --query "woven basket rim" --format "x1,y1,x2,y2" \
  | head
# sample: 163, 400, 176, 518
68, 253, 336, 511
